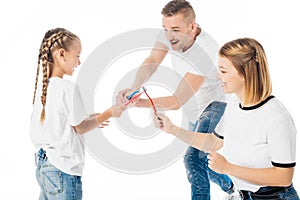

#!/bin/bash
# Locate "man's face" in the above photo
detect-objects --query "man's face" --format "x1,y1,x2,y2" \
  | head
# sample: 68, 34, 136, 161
162, 13, 194, 51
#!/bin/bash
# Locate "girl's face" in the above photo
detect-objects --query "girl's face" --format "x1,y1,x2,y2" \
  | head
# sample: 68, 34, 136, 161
52, 40, 82, 77
218, 56, 245, 98
62, 40, 81, 76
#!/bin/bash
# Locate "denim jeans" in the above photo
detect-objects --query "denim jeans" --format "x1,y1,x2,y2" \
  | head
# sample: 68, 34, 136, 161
239, 184, 299, 200
35, 149, 82, 200
184, 101, 234, 200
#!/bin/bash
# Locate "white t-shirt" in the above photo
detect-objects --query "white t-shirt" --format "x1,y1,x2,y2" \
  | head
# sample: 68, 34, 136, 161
30, 77, 89, 176
157, 29, 224, 125
215, 95, 297, 192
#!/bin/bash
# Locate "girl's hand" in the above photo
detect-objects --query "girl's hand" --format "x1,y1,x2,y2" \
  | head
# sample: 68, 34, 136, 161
207, 151, 231, 174
98, 120, 110, 128
154, 113, 178, 134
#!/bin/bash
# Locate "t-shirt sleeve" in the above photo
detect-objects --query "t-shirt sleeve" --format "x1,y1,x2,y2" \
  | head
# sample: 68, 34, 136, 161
269, 115, 297, 168
63, 84, 89, 126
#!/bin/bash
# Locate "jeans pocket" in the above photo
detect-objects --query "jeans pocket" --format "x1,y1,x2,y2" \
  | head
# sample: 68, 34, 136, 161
42, 170, 63, 195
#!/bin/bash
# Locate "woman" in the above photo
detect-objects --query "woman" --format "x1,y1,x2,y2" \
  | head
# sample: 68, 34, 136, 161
155, 38, 299, 199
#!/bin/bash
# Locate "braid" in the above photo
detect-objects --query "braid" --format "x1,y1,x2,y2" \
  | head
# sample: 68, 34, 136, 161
33, 28, 79, 123
32, 57, 41, 105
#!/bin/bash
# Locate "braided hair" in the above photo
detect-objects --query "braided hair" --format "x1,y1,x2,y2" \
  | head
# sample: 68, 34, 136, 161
32, 28, 79, 123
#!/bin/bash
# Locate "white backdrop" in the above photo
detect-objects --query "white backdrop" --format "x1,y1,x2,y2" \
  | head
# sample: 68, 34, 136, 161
0, 0, 299, 199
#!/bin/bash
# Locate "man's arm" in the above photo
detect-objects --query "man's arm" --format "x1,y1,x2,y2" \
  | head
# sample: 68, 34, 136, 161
136, 72, 205, 110
131, 41, 168, 89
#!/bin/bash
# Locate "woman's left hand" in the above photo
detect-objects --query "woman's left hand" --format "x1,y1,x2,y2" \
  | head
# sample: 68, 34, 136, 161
207, 151, 231, 174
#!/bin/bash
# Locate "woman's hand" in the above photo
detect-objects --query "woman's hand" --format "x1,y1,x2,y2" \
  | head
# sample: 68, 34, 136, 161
154, 113, 178, 134
208, 151, 231, 174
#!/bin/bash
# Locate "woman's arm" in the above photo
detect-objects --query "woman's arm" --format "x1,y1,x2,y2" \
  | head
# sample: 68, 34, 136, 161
208, 152, 294, 187
155, 113, 223, 152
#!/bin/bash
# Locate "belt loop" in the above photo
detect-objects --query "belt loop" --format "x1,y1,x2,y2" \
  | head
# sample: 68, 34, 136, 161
37, 148, 47, 161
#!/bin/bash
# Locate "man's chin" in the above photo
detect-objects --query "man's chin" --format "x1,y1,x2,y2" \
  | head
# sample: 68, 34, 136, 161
170, 45, 182, 51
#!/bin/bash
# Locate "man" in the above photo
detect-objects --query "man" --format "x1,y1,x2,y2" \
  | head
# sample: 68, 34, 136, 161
118, 0, 238, 199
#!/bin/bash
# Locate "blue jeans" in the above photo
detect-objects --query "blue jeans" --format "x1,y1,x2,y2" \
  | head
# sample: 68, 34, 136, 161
35, 149, 82, 200
184, 101, 233, 200
239, 184, 299, 200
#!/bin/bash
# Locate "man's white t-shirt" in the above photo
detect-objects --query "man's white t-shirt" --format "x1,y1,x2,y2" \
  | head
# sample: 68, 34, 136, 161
215, 95, 297, 192
157, 29, 224, 125
30, 77, 89, 176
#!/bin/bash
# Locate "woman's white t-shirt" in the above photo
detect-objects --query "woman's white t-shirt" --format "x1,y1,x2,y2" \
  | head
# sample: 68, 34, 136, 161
215, 95, 297, 192
30, 77, 88, 176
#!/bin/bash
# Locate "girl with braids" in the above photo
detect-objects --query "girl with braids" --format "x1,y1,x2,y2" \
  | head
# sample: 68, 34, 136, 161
155, 38, 299, 199
30, 28, 125, 199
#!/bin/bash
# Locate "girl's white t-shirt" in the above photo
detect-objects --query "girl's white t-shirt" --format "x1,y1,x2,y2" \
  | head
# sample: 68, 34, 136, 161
30, 77, 89, 176
215, 95, 297, 192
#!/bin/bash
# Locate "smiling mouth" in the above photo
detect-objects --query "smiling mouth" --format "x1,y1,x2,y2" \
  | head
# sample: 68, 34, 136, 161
170, 40, 179, 45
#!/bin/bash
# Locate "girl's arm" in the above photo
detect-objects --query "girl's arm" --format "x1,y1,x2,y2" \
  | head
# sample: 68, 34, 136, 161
74, 104, 124, 134
155, 113, 223, 152
208, 152, 294, 187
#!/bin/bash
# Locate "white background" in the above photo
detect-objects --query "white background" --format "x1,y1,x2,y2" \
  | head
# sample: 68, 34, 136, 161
0, 0, 299, 199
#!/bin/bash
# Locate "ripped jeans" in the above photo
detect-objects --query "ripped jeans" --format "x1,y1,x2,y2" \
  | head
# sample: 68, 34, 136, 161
184, 101, 234, 200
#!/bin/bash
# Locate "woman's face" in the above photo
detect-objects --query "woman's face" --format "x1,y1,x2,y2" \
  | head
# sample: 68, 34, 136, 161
218, 56, 245, 98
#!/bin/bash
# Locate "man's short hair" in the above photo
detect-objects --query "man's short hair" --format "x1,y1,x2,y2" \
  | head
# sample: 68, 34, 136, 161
161, 0, 195, 22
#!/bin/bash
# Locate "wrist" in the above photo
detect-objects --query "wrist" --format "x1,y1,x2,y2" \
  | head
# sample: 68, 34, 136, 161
225, 162, 233, 175
171, 125, 180, 135
136, 99, 149, 107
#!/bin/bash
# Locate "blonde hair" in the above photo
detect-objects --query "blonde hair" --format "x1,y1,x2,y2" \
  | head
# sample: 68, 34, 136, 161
219, 38, 272, 105
161, 0, 195, 23
32, 28, 79, 123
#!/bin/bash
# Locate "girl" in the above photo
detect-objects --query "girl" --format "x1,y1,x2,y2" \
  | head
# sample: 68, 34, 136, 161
30, 28, 125, 200
155, 38, 299, 199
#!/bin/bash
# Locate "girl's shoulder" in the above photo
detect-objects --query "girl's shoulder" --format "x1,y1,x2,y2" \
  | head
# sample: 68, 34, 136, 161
49, 77, 77, 93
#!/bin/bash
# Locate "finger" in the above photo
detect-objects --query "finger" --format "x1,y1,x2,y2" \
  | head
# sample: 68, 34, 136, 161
207, 154, 212, 160
155, 113, 163, 120
98, 124, 109, 128
209, 151, 216, 157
